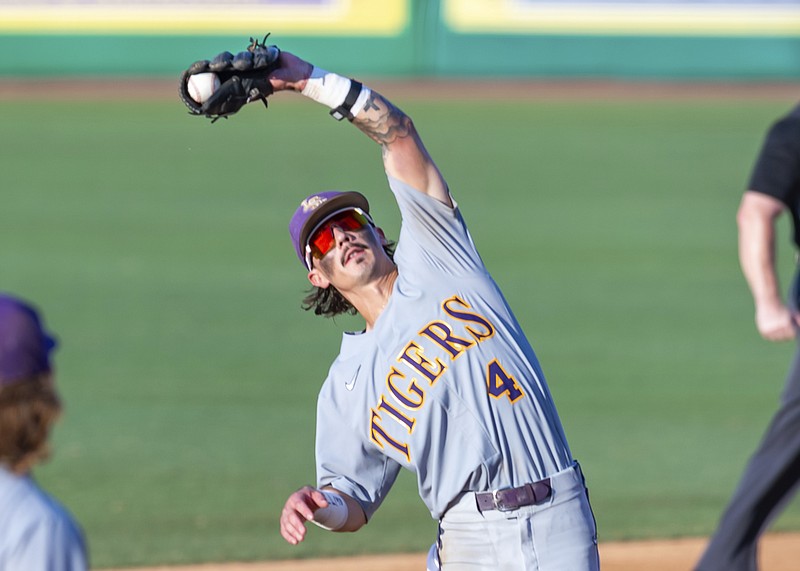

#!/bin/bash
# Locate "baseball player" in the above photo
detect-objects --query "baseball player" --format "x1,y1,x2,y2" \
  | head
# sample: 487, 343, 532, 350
0, 294, 88, 571
270, 51, 599, 570
180, 41, 600, 569
695, 103, 800, 571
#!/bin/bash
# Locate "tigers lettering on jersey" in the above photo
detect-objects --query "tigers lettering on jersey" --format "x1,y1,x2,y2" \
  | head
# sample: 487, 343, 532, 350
369, 294, 525, 462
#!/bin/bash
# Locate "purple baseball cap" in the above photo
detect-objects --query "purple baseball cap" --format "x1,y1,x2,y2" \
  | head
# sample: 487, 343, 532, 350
289, 190, 370, 270
0, 294, 57, 387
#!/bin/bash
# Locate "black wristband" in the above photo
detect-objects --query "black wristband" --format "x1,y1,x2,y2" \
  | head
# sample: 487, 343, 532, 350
330, 80, 363, 121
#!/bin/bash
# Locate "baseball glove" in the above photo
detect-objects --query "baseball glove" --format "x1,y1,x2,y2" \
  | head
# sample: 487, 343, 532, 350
179, 35, 281, 122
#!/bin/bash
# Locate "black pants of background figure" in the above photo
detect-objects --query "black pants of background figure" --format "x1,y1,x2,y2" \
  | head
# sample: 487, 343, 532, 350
696, 283, 800, 571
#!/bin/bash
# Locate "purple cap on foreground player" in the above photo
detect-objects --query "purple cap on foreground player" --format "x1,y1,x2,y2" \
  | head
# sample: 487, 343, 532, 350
289, 190, 371, 270
0, 294, 57, 387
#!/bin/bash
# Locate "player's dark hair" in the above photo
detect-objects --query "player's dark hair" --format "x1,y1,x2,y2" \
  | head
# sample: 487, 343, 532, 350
0, 375, 61, 473
302, 241, 396, 318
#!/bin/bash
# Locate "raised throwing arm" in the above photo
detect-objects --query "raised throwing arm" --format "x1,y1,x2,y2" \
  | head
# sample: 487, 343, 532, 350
268, 51, 451, 206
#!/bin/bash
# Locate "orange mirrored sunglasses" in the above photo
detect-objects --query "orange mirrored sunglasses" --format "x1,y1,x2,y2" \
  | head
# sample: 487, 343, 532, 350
304, 208, 373, 269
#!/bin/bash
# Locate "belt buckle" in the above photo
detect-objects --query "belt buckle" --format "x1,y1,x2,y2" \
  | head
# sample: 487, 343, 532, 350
494, 487, 525, 512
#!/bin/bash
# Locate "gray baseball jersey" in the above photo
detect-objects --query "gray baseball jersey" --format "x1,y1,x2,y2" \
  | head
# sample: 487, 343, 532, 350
0, 466, 88, 571
316, 177, 574, 520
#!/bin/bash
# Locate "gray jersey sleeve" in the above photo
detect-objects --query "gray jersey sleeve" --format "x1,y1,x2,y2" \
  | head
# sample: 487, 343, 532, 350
315, 370, 403, 521
388, 176, 487, 276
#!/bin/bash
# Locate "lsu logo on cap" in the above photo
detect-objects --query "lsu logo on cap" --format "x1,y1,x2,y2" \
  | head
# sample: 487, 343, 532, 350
301, 195, 328, 212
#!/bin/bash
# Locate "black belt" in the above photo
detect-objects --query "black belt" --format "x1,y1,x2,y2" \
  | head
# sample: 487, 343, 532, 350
475, 479, 552, 512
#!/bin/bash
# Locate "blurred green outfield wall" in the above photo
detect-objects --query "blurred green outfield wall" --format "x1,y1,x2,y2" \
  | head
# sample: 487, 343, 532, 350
0, 0, 799, 79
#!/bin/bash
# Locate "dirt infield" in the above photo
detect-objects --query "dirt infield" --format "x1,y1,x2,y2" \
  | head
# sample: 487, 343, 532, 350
101, 533, 800, 571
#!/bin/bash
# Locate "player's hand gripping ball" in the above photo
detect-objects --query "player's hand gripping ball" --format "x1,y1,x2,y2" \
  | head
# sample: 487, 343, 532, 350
179, 35, 281, 122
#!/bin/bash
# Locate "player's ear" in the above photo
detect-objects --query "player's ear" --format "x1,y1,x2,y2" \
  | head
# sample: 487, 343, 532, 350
308, 268, 331, 289
375, 227, 388, 246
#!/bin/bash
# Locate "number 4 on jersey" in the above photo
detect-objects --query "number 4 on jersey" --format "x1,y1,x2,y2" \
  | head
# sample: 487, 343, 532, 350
486, 359, 525, 403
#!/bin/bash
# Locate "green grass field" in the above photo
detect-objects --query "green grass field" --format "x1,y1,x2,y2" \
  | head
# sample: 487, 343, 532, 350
2, 92, 799, 568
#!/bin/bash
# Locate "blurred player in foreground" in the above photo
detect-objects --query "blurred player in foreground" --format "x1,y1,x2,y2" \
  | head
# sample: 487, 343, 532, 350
264, 51, 600, 570
0, 294, 88, 571
696, 104, 800, 571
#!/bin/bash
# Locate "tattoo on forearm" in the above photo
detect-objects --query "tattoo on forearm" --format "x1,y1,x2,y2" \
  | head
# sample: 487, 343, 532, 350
362, 93, 380, 113
356, 92, 415, 146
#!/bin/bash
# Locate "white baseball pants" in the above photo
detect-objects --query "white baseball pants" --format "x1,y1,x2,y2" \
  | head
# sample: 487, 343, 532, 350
432, 462, 600, 570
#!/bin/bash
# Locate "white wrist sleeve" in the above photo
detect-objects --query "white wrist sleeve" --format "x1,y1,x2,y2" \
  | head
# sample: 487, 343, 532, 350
301, 66, 371, 120
312, 490, 349, 531
350, 87, 371, 118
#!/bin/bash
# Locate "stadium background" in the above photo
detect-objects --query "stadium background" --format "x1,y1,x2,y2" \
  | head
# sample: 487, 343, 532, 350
2, 0, 800, 569
2, 0, 799, 78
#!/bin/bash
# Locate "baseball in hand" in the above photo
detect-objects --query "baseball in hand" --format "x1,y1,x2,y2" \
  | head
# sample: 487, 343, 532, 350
187, 73, 221, 104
